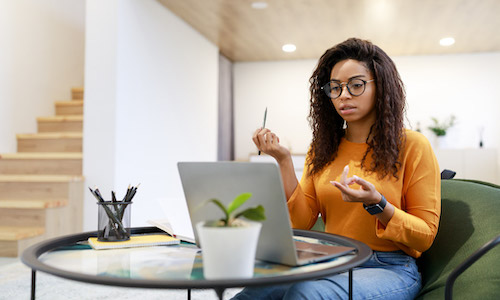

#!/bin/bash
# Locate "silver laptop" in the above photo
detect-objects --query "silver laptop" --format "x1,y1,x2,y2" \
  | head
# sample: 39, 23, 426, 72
177, 161, 355, 266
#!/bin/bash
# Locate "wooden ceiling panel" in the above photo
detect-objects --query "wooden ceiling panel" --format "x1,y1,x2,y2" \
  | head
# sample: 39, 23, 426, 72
158, 0, 500, 62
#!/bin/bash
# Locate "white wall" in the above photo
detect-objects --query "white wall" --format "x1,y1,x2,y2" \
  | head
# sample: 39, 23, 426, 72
234, 60, 315, 159
83, 0, 119, 230
0, 0, 85, 152
83, 0, 218, 231
234, 52, 500, 182
393, 53, 500, 150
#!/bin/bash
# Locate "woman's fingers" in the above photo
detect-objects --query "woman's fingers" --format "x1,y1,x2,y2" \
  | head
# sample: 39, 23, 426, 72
269, 133, 280, 147
266, 132, 274, 144
331, 181, 346, 192
252, 128, 262, 147
255, 128, 269, 148
270, 133, 281, 145
253, 128, 283, 154
331, 176, 378, 204
352, 175, 373, 191
331, 180, 355, 195
341, 165, 349, 185
260, 129, 272, 150
330, 181, 354, 202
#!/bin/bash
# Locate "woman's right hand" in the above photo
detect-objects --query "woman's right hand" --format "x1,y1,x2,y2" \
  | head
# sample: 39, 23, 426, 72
253, 128, 298, 199
252, 128, 291, 163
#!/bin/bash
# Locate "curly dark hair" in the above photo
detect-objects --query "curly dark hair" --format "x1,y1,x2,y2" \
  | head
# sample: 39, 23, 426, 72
307, 38, 406, 179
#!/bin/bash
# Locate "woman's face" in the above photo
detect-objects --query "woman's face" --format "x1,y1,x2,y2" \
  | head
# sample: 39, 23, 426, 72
329, 59, 376, 126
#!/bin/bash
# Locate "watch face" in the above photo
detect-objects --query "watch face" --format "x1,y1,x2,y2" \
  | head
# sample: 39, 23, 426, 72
365, 204, 384, 215
364, 195, 387, 215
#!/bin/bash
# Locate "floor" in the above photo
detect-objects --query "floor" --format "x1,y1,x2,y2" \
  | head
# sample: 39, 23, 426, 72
0, 257, 17, 267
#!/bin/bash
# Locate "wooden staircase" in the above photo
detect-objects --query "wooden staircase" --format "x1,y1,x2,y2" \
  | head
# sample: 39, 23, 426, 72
0, 87, 84, 257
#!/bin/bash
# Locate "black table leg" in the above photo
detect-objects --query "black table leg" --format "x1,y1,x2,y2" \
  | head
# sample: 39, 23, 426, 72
215, 287, 225, 300
31, 269, 36, 300
187, 288, 191, 300
349, 268, 353, 300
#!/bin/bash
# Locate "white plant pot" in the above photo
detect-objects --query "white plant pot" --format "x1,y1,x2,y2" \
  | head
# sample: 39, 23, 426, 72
432, 135, 448, 149
196, 221, 262, 279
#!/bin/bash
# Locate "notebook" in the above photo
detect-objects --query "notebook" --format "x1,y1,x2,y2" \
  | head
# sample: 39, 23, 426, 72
147, 219, 196, 244
177, 161, 355, 266
88, 234, 180, 250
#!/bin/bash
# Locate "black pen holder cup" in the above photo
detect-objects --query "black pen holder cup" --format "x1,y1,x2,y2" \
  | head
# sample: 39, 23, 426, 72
97, 201, 132, 242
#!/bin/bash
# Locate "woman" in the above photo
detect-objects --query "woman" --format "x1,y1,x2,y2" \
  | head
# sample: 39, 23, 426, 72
233, 38, 441, 299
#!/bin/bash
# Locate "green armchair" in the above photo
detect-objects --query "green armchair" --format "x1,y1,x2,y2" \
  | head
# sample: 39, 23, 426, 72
416, 179, 500, 299
310, 179, 500, 299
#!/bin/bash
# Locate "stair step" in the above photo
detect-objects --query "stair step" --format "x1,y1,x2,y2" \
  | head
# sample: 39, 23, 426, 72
0, 174, 84, 182
0, 207, 45, 227
0, 199, 68, 209
0, 152, 82, 175
16, 132, 82, 152
55, 100, 83, 115
0, 176, 84, 257
0, 226, 45, 241
0, 226, 45, 257
0, 175, 84, 200
37, 116, 83, 133
71, 87, 84, 100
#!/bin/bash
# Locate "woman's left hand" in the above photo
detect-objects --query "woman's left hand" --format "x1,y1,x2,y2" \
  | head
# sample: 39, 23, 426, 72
330, 165, 382, 206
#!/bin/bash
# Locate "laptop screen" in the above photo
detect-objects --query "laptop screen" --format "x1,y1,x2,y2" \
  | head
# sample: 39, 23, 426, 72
178, 161, 301, 266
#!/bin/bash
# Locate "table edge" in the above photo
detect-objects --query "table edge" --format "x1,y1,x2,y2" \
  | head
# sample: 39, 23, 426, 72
21, 227, 372, 289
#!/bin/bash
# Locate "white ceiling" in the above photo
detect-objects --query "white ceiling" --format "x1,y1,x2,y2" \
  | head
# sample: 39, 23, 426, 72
158, 0, 500, 62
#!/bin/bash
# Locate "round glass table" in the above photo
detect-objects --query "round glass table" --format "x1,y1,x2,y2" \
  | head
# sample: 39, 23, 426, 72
22, 227, 372, 300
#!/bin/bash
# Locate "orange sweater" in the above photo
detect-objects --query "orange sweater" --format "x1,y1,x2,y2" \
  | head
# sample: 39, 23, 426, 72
288, 130, 441, 258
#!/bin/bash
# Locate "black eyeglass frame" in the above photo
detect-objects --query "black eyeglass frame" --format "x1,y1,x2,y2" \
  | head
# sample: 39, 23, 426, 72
321, 79, 375, 99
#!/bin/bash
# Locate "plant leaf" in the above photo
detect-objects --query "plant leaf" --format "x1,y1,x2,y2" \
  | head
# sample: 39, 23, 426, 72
227, 192, 252, 216
208, 198, 229, 224
234, 205, 266, 221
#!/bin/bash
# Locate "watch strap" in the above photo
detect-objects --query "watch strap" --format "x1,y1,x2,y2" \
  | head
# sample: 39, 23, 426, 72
363, 194, 387, 215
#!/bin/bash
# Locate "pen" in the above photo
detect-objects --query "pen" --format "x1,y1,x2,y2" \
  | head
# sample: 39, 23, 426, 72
258, 107, 267, 155
124, 184, 131, 201
117, 184, 139, 220
129, 183, 140, 201
94, 187, 105, 202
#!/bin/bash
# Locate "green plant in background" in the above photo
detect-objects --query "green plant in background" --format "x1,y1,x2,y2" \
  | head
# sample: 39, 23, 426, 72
205, 193, 266, 227
428, 115, 456, 136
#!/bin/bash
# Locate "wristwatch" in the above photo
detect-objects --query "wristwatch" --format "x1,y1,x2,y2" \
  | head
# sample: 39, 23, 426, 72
363, 194, 387, 215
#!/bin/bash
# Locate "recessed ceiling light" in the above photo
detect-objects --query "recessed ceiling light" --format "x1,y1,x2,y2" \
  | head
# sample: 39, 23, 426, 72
439, 37, 455, 47
251, 2, 268, 9
282, 44, 296, 53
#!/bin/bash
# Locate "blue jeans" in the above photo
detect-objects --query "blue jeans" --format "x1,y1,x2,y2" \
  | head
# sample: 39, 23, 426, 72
231, 251, 421, 300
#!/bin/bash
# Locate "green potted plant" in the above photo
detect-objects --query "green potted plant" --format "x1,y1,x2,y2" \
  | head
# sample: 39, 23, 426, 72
195, 192, 266, 279
428, 115, 456, 137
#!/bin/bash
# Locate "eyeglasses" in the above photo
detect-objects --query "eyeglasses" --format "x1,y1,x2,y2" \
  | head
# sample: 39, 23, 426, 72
321, 78, 374, 99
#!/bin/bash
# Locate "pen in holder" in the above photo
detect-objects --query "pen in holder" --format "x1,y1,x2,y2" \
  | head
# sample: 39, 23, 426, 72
89, 185, 139, 242
97, 201, 132, 242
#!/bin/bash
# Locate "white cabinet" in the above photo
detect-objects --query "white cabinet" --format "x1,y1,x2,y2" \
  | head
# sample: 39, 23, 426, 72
435, 149, 499, 184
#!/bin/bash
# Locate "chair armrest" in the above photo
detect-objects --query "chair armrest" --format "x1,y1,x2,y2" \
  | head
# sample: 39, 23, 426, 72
445, 233, 500, 300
